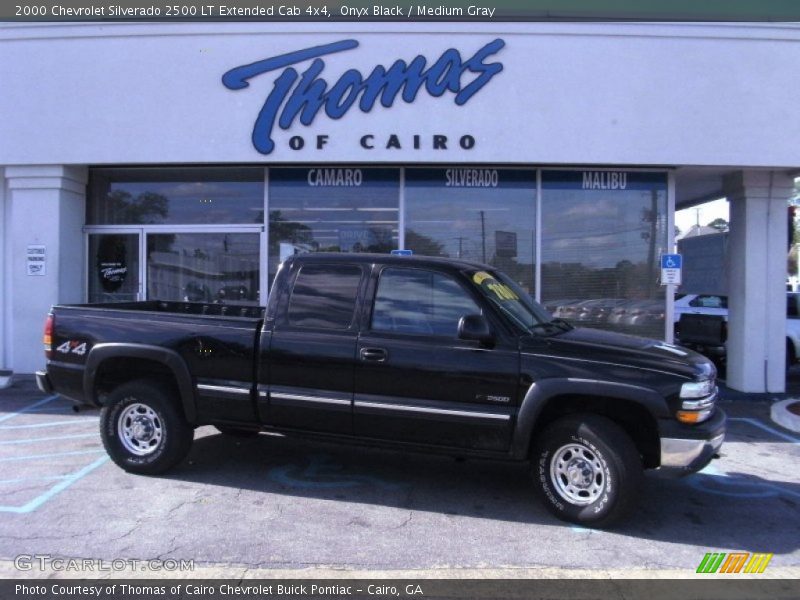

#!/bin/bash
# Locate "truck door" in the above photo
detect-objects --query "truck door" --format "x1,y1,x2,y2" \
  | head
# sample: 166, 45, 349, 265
264, 262, 366, 434
354, 266, 519, 452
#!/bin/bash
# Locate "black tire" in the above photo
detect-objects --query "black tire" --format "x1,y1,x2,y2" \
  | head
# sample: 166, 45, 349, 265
100, 380, 193, 475
214, 425, 259, 437
532, 414, 643, 528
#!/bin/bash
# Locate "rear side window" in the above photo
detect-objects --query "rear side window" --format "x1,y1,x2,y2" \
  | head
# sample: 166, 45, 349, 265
371, 268, 480, 337
287, 264, 362, 329
689, 295, 728, 309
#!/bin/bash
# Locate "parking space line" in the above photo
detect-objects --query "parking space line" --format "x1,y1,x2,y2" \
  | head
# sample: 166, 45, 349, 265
0, 455, 109, 514
0, 418, 98, 430
0, 433, 97, 446
0, 449, 104, 463
0, 395, 60, 424
728, 417, 800, 443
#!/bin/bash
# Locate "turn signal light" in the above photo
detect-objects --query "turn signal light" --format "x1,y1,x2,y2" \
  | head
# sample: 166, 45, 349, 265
677, 409, 712, 424
43, 313, 53, 359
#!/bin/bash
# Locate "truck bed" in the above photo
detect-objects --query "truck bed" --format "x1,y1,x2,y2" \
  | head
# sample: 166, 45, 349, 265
45, 301, 265, 416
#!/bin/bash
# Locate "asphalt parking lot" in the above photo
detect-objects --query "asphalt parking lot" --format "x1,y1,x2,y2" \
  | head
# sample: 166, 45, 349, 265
0, 377, 798, 579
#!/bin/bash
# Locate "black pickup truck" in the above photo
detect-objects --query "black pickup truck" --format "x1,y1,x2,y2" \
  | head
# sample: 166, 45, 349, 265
37, 253, 725, 527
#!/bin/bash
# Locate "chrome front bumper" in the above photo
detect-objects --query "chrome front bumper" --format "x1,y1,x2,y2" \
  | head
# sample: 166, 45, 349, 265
660, 433, 725, 474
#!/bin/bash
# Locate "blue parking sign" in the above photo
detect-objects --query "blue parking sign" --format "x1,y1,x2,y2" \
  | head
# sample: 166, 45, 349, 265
660, 254, 682, 285
661, 254, 682, 269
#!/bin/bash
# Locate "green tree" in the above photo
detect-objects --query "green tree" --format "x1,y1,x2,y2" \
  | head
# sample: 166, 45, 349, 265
706, 217, 729, 232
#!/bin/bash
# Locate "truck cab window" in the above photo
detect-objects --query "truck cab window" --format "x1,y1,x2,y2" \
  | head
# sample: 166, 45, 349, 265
287, 264, 362, 329
371, 268, 480, 336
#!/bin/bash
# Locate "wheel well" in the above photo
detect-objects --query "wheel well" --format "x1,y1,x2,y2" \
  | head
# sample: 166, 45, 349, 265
94, 357, 179, 406
532, 395, 660, 469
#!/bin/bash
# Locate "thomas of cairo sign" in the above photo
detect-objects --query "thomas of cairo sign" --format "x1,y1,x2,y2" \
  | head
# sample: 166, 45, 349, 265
222, 38, 505, 154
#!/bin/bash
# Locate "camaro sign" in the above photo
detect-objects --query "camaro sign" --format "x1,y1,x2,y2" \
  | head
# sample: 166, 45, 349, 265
222, 38, 505, 154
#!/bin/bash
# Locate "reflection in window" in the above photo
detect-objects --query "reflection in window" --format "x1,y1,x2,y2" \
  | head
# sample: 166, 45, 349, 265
404, 169, 536, 297
268, 168, 400, 288
541, 171, 668, 339
88, 168, 264, 225
147, 233, 260, 305
372, 268, 480, 337
287, 264, 362, 329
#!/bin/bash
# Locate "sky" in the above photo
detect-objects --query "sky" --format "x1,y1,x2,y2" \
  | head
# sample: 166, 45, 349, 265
675, 197, 728, 234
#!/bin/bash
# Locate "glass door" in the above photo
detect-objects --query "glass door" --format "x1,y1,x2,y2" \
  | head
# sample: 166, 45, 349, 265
87, 232, 142, 303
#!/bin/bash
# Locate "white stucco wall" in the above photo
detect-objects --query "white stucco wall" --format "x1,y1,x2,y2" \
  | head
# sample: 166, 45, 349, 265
0, 22, 799, 167
0, 168, 6, 370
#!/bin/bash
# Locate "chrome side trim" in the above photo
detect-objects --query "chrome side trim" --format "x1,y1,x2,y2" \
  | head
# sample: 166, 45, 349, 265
270, 392, 351, 407
355, 400, 511, 421
196, 384, 251, 396
660, 433, 724, 468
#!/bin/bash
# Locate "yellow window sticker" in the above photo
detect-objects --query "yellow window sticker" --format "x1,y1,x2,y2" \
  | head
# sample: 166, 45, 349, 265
473, 272, 519, 301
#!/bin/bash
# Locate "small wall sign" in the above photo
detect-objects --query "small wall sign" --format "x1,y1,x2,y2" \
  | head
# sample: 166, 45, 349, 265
26, 245, 46, 276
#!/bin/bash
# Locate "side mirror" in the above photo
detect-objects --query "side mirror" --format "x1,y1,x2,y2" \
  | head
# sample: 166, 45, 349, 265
458, 314, 495, 346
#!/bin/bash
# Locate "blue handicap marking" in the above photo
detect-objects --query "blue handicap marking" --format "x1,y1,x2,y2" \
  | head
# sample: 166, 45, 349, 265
268, 454, 404, 490
687, 419, 800, 501
391, 249, 413, 256
660, 254, 682, 269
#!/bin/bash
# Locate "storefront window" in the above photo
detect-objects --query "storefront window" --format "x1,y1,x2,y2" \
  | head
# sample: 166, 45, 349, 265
405, 168, 536, 295
268, 168, 400, 286
88, 168, 264, 225
540, 170, 668, 339
146, 233, 260, 304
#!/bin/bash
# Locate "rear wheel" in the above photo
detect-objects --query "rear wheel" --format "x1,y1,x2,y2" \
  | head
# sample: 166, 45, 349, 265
532, 414, 643, 527
100, 380, 193, 475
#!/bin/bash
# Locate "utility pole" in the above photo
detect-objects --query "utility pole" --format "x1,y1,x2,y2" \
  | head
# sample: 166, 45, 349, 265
480, 210, 486, 263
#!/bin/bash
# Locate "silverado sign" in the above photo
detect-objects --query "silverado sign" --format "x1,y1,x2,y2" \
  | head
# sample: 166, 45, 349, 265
222, 38, 505, 154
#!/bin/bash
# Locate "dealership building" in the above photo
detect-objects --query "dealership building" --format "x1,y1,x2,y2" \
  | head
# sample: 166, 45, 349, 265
0, 21, 798, 392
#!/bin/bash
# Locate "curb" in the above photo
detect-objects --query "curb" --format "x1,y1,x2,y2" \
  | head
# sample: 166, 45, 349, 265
770, 399, 800, 433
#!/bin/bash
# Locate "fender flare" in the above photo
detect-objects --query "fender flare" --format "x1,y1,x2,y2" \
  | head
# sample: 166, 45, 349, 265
511, 378, 667, 459
84, 343, 197, 423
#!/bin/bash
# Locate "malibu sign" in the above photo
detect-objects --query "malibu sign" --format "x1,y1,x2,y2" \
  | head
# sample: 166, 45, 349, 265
221, 38, 505, 155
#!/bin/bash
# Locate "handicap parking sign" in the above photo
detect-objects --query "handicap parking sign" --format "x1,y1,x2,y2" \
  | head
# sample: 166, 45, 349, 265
661, 254, 682, 269
660, 254, 682, 285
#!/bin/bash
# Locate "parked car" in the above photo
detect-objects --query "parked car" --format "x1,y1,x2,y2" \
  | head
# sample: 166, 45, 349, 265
38, 254, 724, 527
676, 292, 800, 368
674, 294, 728, 323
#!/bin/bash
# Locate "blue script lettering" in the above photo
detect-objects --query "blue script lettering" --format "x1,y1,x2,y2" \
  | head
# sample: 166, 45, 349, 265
222, 38, 505, 154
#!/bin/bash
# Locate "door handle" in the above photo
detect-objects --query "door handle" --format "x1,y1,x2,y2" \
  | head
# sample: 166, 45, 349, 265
360, 347, 388, 362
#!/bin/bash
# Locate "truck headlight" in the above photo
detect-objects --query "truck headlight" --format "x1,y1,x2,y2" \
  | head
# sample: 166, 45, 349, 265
680, 379, 715, 399
678, 378, 716, 423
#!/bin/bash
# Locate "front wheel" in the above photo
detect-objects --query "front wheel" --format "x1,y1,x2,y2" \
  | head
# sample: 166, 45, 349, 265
100, 380, 194, 475
532, 414, 643, 527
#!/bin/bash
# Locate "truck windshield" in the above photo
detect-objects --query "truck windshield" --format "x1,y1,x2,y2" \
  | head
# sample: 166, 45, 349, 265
468, 270, 555, 332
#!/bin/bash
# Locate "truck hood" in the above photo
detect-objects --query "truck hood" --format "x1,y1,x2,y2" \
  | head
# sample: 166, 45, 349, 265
520, 326, 716, 380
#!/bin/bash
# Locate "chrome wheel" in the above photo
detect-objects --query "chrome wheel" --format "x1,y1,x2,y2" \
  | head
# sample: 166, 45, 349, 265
550, 442, 606, 506
118, 402, 163, 456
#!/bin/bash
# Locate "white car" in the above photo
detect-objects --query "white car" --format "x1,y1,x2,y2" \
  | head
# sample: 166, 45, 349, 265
676, 292, 800, 367
674, 294, 728, 321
